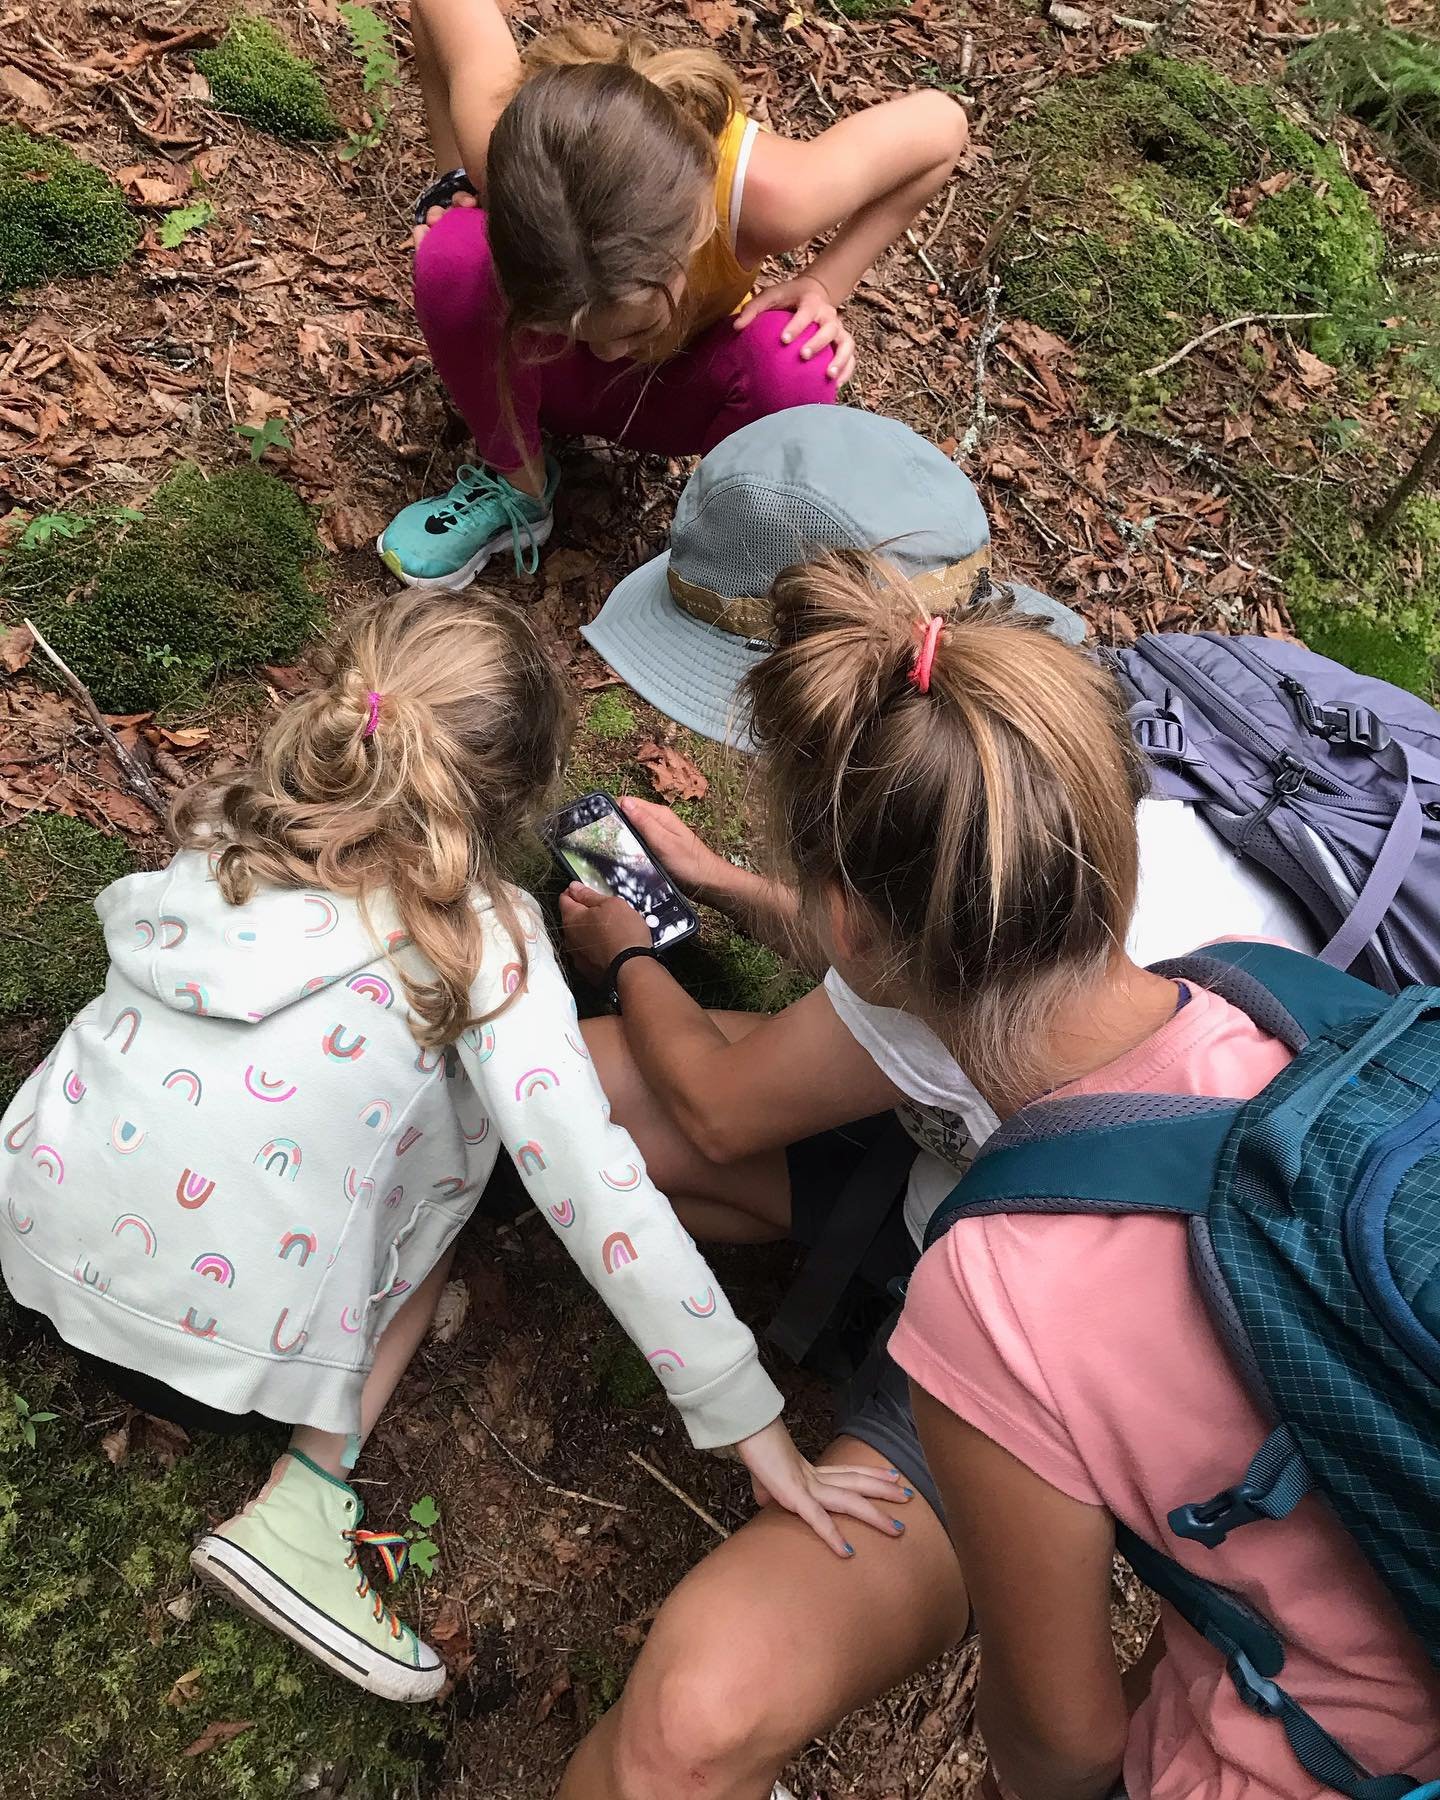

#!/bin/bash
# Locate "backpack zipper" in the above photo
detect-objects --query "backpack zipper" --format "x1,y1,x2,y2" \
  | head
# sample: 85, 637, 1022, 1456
1135, 637, 1350, 803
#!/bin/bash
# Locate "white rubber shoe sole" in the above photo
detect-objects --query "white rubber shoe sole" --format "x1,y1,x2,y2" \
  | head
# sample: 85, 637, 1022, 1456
376, 514, 554, 592
191, 1534, 445, 1704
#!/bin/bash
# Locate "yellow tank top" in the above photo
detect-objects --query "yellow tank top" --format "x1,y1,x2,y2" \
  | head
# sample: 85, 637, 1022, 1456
639, 110, 759, 363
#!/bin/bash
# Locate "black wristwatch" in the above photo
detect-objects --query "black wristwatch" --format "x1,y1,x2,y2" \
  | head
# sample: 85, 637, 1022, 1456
607, 945, 662, 1011
413, 167, 477, 226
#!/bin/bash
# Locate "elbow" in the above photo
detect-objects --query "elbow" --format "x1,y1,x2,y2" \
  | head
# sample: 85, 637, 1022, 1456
686, 1115, 749, 1168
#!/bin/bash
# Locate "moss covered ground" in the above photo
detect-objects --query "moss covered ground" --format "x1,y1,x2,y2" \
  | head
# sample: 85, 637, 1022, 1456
1, 465, 324, 715
0, 127, 140, 294
195, 16, 340, 142
1001, 54, 1386, 394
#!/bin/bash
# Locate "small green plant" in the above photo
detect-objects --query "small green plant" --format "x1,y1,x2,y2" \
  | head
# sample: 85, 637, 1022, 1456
0, 126, 141, 294
11, 1395, 58, 1449
195, 16, 340, 142
157, 199, 214, 249
406, 1494, 441, 1578
1293, 1, 1440, 189
234, 415, 292, 463
586, 691, 637, 741
338, 2, 399, 161
19, 512, 85, 551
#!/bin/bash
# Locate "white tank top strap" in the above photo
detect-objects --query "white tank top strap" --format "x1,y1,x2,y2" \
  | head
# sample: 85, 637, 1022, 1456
728, 116, 761, 251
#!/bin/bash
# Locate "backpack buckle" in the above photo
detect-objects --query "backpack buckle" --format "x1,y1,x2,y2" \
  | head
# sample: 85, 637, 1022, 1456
1281, 678, 1390, 753
1228, 1650, 1285, 1718
1131, 694, 1188, 762
1169, 1484, 1266, 1547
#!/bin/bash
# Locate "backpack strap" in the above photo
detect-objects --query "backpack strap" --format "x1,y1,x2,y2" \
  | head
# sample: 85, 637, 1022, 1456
1116, 1525, 1418, 1800
1154, 941, 1383, 1047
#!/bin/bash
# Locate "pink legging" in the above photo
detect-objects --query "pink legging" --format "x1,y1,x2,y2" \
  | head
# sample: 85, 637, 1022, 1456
413, 208, 838, 470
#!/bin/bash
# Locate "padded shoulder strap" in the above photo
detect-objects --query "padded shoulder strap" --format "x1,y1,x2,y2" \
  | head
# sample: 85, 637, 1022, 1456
1155, 942, 1383, 1047
924, 1096, 1236, 1249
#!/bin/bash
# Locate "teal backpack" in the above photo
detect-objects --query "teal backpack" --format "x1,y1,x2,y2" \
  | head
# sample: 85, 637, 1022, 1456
924, 942, 1440, 1800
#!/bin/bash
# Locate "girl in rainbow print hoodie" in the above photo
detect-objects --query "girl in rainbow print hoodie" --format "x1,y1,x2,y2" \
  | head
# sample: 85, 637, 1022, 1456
0, 589, 899, 1702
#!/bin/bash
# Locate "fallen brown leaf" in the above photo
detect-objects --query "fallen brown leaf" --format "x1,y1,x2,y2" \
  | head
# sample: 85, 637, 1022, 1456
0, 622, 34, 673
686, 0, 739, 35
166, 1667, 203, 1708
1291, 346, 1337, 391
100, 1423, 131, 1465
155, 725, 211, 749
0, 66, 53, 113
635, 741, 708, 803
183, 1720, 253, 1757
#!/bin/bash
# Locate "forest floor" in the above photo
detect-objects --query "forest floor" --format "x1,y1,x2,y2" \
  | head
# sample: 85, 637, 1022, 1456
1, 0, 1438, 1794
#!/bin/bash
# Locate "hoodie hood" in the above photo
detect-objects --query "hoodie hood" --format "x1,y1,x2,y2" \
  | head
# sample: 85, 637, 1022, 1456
97, 851, 405, 1024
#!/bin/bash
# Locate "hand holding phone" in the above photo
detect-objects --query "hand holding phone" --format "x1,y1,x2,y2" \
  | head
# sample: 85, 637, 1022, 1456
543, 791, 699, 951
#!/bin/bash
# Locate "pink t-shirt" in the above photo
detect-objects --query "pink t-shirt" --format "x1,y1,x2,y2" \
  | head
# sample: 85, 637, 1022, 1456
891, 984, 1440, 1800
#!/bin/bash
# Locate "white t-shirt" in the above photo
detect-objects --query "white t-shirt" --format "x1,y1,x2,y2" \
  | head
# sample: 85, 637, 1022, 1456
825, 798, 1324, 1246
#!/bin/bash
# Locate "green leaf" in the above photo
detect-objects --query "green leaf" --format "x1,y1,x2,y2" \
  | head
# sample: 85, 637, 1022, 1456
233, 417, 292, 463
408, 1493, 440, 1530
408, 1536, 440, 1578
157, 200, 214, 250
19, 513, 85, 550
28, 1411, 57, 1425
13, 1395, 29, 1416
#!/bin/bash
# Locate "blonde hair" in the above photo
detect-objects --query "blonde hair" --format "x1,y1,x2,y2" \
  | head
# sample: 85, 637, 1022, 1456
487, 27, 740, 359
172, 589, 572, 1049
741, 552, 1147, 1104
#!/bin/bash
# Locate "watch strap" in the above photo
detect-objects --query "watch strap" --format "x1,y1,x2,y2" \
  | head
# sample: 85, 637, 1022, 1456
414, 167, 477, 225
607, 944, 661, 1009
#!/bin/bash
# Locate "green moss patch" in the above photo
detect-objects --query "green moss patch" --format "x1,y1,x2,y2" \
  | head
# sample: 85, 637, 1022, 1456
0, 816, 133, 1028
195, 16, 340, 142
585, 692, 637, 742
1001, 54, 1386, 392
0, 128, 140, 294
3, 466, 323, 714
0, 1304, 437, 1798
1283, 493, 1440, 699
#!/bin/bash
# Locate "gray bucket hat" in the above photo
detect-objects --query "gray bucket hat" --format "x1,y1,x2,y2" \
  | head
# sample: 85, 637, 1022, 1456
580, 405, 1085, 748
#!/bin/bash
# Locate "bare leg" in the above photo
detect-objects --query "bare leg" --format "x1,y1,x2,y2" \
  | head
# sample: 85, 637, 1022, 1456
558, 1435, 968, 1800
582, 1012, 793, 1239
287, 1245, 456, 1479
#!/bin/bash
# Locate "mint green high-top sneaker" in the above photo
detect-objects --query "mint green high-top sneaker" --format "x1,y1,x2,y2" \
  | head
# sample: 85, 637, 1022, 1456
378, 458, 559, 589
191, 1451, 444, 1703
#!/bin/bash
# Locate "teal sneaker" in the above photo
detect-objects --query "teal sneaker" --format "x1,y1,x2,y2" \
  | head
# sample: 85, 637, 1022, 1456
379, 458, 559, 588
191, 1450, 445, 1703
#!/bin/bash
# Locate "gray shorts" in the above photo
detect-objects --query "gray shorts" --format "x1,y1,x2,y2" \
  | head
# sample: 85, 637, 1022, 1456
784, 1120, 940, 1519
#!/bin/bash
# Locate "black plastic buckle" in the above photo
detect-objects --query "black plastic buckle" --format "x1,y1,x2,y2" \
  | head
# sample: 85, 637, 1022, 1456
1169, 1485, 1266, 1547
1282, 678, 1390, 753
1229, 1650, 1284, 1718
1134, 710, 1188, 762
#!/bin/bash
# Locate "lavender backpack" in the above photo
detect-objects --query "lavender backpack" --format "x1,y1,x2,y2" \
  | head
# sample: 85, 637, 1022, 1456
1104, 634, 1440, 991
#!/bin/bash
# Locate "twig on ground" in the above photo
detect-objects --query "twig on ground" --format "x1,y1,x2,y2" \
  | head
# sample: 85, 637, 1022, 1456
958, 277, 1002, 461
959, 29, 975, 77
1113, 12, 1158, 30
465, 1407, 629, 1513
905, 228, 946, 289
1140, 311, 1327, 379
222, 333, 237, 425
920, 181, 958, 254
627, 1451, 730, 1541
22, 619, 167, 820
807, 72, 837, 118
113, 87, 202, 146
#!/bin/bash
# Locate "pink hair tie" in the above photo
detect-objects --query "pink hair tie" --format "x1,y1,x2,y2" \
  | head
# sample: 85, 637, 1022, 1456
909, 616, 944, 695
362, 690, 383, 739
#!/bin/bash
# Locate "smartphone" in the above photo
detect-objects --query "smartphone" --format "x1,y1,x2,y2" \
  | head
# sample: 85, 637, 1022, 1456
543, 791, 699, 950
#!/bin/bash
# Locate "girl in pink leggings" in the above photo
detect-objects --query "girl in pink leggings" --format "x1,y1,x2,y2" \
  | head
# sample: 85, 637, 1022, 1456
381, 4, 967, 588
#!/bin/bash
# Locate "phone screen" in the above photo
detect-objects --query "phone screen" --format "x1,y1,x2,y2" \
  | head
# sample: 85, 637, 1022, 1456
550, 794, 696, 948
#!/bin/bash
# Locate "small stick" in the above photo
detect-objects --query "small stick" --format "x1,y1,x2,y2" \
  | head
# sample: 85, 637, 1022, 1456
467, 1408, 628, 1513
222, 333, 237, 424
906, 228, 946, 289
807, 71, 837, 118
627, 1450, 730, 1541
958, 276, 1002, 460
22, 618, 167, 819
959, 28, 975, 77
1113, 13, 1158, 30
920, 181, 958, 253
1140, 311, 1327, 379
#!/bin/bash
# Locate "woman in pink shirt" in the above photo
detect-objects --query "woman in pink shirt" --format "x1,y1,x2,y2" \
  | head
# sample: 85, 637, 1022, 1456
747, 551, 1440, 1800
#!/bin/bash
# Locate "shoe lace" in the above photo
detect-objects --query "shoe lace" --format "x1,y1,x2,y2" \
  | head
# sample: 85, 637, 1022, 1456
342, 1529, 412, 1640
450, 463, 545, 576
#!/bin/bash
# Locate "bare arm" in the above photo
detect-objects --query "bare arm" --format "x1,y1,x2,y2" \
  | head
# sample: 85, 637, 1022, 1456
410, 0, 521, 188
560, 881, 905, 1165
737, 91, 968, 301
911, 1386, 1128, 1800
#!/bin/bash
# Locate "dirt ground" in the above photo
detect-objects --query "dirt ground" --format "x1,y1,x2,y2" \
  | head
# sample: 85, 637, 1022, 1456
1, 0, 1437, 1793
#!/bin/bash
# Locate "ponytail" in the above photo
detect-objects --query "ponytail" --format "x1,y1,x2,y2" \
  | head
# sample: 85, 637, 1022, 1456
741, 551, 1147, 1104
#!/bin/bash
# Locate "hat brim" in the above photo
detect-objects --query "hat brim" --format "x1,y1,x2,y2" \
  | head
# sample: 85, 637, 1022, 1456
580, 551, 767, 750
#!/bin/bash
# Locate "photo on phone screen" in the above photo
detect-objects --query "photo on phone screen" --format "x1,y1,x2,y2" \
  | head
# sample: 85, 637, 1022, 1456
546, 793, 697, 949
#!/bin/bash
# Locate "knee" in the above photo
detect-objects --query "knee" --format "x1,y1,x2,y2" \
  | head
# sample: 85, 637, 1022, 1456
610, 1633, 783, 1799
735, 308, 839, 416
413, 208, 499, 338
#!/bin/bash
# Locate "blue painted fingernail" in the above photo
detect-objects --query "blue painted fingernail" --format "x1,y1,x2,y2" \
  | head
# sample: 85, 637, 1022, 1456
893, 1521, 906, 1534
844, 1542, 855, 1556
903, 1487, 914, 1499
888, 1466, 900, 1475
